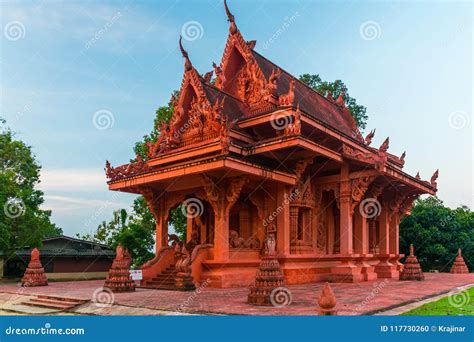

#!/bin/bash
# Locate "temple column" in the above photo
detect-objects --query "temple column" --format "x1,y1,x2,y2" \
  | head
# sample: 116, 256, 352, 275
378, 204, 390, 254
354, 208, 377, 281
374, 201, 399, 278
214, 204, 229, 261
276, 185, 290, 256
389, 212, 400, 255
141, 190, 168, 253
186, 215, 193, 243
289, 206, 298, 253
353, 210, 368, 254
330, 166, 362, 283
339, 166, 353, 255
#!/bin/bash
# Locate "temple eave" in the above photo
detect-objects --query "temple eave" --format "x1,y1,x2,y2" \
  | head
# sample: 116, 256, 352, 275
107, 155, 296, 193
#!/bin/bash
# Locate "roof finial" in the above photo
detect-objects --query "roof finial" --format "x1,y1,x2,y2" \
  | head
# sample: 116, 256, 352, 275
224, 0, 237, 34
379, 137, 389, 153
179, 36, 192, 71
430, 169, 439, 187
365, 129, 375, 145
400, 151, 406, 163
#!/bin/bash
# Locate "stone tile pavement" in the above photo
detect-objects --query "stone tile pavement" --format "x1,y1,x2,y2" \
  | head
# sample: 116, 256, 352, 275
0, 273, 472, 316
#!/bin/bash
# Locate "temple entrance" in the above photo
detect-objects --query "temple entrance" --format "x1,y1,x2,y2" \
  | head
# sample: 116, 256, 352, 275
182, 198, 215, 246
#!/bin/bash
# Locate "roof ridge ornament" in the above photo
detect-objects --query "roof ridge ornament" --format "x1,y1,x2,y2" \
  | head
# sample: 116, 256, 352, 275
430, 169, 439, 188
224, 0, 237, 34
379, 137, 389, 153
365, 129, 375, 145
400, 151, 406, 163
179, 35, 192, 71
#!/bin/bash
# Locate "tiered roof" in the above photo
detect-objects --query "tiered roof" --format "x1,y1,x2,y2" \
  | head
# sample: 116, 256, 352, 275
105, 0, 437, 198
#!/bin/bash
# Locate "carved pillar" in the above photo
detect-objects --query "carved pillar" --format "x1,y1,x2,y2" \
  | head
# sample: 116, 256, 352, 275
214, 203, 229, 261
339, 166, 353, 255
378, 203, 390, 254
389, 212, 400, 255
207, 176, 247, 261
353, 209, 368, 254
290, 206, 299, 252
276, 184, 290, 255
142, 190, 168, 252
374, 199, 399, 279
186, 215, 193, 243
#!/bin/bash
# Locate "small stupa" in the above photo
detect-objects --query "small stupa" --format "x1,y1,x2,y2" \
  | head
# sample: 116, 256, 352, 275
248, 234, 287, 306
103, 245, 136, 292
318, 282, 337, 315
21, 248, 48, 287
400, 244, 424, 281
450, 248, 469, 274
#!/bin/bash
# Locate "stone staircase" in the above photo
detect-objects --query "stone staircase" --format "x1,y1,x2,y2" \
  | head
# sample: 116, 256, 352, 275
21, 295, 88, 311
141, 265, 179, 290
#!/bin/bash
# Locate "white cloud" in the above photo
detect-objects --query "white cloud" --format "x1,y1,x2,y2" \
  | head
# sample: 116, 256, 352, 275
39, 168, 107, 192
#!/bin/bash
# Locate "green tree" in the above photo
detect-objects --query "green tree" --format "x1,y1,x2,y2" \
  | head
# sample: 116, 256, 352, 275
299, 74, 368, 129
0, 118, 62, 256
400, 196, 474, 271
78, 200, 155, 267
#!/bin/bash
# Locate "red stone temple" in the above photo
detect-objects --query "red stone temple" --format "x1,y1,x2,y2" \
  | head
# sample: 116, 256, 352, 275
105, 1, 437, 288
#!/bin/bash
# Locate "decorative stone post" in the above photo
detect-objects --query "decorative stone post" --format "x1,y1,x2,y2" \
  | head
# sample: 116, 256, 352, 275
21, 248, 48, 287
104, 245, 136, 292
400, 244, 424, 281
318, 282, 337, 315
248, 234, 287, 305
450, 248, 469, 274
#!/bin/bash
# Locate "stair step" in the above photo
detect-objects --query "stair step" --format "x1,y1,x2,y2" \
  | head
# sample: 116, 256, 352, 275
36, 295, 86, 304
146, 281, 176, 286
22, 301, 74, 310
29, 298, 76, 307
20, 295, 88, 310
140, 284, 180, 290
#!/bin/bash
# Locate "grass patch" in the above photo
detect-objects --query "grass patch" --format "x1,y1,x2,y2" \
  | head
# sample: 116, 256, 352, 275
402, 286, 474, 316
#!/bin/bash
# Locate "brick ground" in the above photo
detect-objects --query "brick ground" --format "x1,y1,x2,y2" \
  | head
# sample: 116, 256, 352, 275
0, 273, 472, 315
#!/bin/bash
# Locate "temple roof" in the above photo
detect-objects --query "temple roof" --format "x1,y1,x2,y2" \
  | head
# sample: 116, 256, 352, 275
251, 51, 358, 138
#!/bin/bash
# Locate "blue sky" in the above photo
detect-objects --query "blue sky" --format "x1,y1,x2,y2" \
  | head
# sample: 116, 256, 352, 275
1, 0, 472, 237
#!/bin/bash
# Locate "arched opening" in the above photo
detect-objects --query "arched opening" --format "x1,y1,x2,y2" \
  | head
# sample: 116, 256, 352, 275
228, 193, 263, 250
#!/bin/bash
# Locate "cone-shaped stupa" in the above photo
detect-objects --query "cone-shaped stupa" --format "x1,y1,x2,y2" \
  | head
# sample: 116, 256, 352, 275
21, 248, 48, 287
248, 234, 287, 306
450, 248, 469, 274
103, 245, 135, 292
318, 282, 337, 315
400, 244, 424, 281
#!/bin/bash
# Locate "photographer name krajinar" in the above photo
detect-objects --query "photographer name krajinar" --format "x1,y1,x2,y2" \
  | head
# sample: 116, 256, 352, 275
381, 325, 467, 333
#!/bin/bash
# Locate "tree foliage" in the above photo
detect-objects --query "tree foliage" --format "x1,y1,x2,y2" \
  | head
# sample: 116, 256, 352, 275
299, 74, 368, 129
400, 196, 474, 271
77, 197, 155, 267
0, 119, 62, 256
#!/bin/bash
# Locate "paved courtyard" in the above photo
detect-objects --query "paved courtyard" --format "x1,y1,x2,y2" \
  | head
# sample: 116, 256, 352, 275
0, 273, 472, 315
